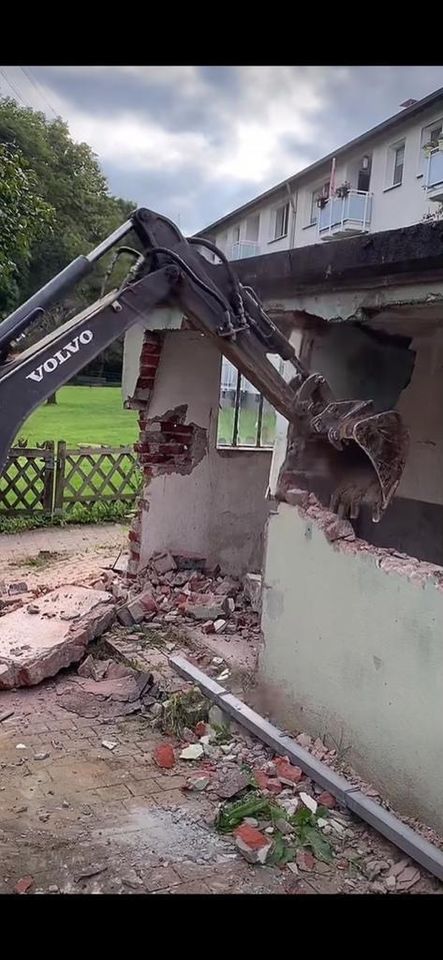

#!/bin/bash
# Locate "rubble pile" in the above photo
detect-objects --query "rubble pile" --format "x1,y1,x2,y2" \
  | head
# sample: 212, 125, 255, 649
147, 706, 424, 892
97, 551, 262, 642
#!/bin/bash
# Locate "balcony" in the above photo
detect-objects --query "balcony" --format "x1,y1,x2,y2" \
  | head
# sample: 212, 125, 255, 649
318, 189, 372, 239
424, 150, 443, 202
229, 240, 260, 261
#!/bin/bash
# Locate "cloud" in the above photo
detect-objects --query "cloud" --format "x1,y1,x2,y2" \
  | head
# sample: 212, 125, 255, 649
3, 65, 443, 233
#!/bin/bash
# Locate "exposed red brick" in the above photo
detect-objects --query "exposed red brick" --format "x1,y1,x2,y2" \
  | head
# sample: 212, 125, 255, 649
137, 377, 156, 390
141, 341, 162, 356
162, 423, 194, 435
160, 443, 187, 455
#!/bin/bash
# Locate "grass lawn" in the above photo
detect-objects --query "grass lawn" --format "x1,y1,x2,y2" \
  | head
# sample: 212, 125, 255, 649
16, 385, 138, 447
17, 386, 276, 448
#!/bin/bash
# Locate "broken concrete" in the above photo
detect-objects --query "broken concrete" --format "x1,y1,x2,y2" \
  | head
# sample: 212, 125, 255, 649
0, 586, 114, 689
57, 658, 154, 719
243, 574, 262, 613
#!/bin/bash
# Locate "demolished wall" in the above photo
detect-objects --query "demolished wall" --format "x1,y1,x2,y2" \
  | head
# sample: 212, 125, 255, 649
258, 496, 443, 834
127, 328, 272, 578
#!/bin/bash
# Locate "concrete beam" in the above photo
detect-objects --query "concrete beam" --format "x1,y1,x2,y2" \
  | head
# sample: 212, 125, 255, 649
227, 221, 443, 300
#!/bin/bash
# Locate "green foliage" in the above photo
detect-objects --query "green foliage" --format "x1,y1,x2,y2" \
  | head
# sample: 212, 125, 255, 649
0, 501, 131, 535
215, 789, 333, 864
161, 688, 209, 738
0, 97, 136, 375
215, 792, 275, 833
0, 141, 55, 307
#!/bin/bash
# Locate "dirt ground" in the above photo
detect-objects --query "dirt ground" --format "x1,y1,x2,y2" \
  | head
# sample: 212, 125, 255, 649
0, 523, 128, 591
0, 524, 441, 896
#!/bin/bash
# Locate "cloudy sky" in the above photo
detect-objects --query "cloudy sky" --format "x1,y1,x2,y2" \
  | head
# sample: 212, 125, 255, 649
2, 65, 443, 233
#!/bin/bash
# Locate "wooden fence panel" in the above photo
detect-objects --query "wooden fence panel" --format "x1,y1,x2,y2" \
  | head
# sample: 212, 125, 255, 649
0, 443, 55, 515
60, 444, 140, 510
0, 442, 141, 517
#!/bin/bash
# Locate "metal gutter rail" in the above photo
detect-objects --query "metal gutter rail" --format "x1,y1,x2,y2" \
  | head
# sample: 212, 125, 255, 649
170, 653, 443, 883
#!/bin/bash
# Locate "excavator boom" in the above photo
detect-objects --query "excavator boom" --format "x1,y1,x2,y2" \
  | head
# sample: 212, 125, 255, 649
0, 208, 408, 521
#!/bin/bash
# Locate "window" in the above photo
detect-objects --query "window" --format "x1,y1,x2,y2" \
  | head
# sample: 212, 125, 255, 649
309, 182, 330, 225
429, 124, 442, 145
387, 141, 405, 187
233, 225, 241, 243
218, 358, 279, 448
273, 202, 289, 239
419, 121, 443, 175
392, 143, 405, 186
245, 213, 260, 242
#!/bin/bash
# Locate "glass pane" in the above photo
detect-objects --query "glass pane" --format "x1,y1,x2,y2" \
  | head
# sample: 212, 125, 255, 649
217, 359, 238, 446
260, 395, 277, 446
238, 377, 261, 446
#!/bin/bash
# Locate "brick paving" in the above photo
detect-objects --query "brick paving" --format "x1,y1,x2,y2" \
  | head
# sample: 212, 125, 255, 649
0, 667, 441, 895
0, 678, 292, 895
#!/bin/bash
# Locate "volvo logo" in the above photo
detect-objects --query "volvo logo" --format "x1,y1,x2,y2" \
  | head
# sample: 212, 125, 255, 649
26, 330, 94, 383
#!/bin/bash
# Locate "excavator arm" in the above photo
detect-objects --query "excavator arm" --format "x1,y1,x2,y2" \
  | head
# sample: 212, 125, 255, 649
0, 208, 408, 521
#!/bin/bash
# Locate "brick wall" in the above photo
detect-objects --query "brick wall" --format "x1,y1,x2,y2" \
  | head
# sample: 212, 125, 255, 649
127, 332, 207, 576
126, 331, 163, 576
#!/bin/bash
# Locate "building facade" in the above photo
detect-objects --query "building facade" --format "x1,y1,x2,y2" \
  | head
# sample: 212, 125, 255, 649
198, 88, 443, 260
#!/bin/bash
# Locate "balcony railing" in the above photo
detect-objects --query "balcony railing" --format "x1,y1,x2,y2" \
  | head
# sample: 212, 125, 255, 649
425, 149, 443, 200
318, 189, 372, 238
229, 240, 260, 260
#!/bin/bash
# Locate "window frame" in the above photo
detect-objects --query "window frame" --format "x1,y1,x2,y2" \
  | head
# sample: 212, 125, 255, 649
309, 181, 330, 226
272, 201, 290, 241
386, 138, 406, 189
217, 359, 279, 449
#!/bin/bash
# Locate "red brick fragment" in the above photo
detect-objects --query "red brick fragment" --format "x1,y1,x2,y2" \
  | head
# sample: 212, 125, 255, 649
15, 876, 33, 894
254, 769, 282, 794
234, 824, 273, 863
153, 744, 175, 769
195, 721, 208, 738
274, 757, 303, 784
317, 791, 336, 809
296, 850, 315, 871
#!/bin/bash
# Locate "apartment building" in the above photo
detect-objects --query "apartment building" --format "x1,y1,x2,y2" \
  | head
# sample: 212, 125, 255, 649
197, 86, 443, 260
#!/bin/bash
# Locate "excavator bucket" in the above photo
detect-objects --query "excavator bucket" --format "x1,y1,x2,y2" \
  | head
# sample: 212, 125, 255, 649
344, 410, 408, 511
280, 376, 409, 522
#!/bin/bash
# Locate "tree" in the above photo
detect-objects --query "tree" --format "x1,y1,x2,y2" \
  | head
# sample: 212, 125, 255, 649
0, 98, 136, 378
0, 141, 55, 310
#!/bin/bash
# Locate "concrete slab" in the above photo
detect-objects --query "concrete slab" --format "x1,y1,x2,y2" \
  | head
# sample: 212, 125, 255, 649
0, 586, 114, 689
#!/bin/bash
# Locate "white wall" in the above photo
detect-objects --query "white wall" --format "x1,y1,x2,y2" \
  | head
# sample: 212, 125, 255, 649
259, 501, 443, 833
138, 331, 272, 575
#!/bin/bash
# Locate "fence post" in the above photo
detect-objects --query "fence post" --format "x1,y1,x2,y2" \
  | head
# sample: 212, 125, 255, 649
42, 440, 55, 514
54, 440, 66, 515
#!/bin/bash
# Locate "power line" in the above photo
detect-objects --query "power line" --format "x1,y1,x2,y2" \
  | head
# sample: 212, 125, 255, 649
19, 66, 58, 118
0, 67, 28, 107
